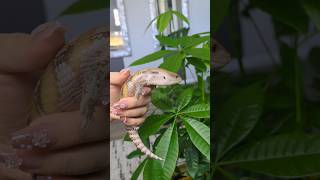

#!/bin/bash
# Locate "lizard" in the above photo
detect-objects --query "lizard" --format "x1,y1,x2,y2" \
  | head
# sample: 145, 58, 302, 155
118, 68, 182, 160
31, 25, 109, 128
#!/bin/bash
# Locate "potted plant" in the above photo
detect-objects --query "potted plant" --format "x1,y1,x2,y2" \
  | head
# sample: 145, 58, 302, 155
126, 10, 211, 180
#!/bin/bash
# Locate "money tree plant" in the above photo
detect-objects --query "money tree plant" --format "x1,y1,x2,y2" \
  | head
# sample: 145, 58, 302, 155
127, 10, 211, 180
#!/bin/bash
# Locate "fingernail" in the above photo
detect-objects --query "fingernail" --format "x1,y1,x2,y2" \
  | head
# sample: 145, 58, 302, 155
120, 68, 130, 74
11, 129, 55, 150
113, 102, 128, 110
36, 175, 53, 180
0, 151, 23, 169
31, 21, 66, 39
119, 102, 128, 109
120, 116, 129, 124
111, 108, 122, 116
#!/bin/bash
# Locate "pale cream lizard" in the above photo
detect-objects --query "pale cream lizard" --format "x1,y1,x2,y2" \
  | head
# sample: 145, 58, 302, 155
120, 68, 182, 160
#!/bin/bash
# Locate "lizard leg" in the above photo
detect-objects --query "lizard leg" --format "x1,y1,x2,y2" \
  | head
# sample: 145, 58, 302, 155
134, 83, 144, 100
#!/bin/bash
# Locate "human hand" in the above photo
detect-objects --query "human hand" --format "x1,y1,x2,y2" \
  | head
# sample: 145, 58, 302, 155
11, 107, 108, 179
110, 69, 152, 126
0, 21, 65, 179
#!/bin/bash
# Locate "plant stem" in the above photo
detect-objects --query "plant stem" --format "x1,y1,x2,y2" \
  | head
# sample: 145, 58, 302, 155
294, 36, 303, 130
182, 61, 187, 85
201, 72, 205, 102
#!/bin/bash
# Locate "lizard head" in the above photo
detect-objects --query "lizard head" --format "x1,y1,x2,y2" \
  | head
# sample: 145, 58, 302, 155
140, 68, 182, 86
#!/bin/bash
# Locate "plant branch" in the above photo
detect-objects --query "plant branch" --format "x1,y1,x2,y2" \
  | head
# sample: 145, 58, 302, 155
294, 36, 303, 130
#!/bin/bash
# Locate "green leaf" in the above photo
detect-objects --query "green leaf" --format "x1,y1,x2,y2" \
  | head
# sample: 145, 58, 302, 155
168, 27, 189, 38
156, 35, 180, 47
303, 0, 320, 31
139, 115, 174, 139
219, 134, 320, 177
182, 36, 210, 49
176, 88, 193, 111
157, 11, 173, 33
145, 16, 159, 33
152, 123, 179, 180
212, 0, 231, 32
130, 50, 175, 66
185, 48, 210, 61
180, 104, 210, 118
186, 57, 208, 72
151, 88, 173, 110
280, 43, 302, 127
185, 146, 200, 178
183, 118, 210, 160
250, 0, 309, 32
143, 159, 153, 179
215, 83, 264, 161
127, 150, 144, 159
131, 158, 147, 180
159, 52, 185, 73
171, 10, 190, 24
60, 0, 108, 16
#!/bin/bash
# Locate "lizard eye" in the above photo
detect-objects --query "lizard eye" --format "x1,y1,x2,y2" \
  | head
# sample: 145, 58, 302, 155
163, 76, 166, 79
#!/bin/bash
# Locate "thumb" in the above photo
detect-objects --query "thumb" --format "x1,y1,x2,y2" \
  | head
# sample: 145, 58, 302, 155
110, 68, 131, 86
0, 22, 66, 73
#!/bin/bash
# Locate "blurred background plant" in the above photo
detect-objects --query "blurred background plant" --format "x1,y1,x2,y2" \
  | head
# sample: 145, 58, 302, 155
213, 0, 320, 179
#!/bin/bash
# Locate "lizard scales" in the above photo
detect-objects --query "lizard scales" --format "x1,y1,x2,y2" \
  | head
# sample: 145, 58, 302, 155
31, 25, 109, 127
120, 68, 182, 160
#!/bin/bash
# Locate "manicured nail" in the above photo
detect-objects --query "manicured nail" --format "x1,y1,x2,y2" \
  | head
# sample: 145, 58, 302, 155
31, 21, 66, 39
111, 108, 122, 115
120, 116, 129, 124
0, 151, 23, 169
11, 129, 55, 150
113, 102, 128, 110
36, 175, 53, 180
120, 68, 130, 74
119, 102, 128, 109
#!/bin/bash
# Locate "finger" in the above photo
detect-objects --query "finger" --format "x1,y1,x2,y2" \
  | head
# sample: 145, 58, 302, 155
110, 112, 120, 121
0, 163, 32, 180
0, 22, 66, 73
141, 87, 152, 96
121, 116, 146, 126
116, 106, 147, 118
10, 107, 107, 151
18, 142, 107, 176
112, 96, 151, 110
110, 68, 130, 85
35, 170, 106, 180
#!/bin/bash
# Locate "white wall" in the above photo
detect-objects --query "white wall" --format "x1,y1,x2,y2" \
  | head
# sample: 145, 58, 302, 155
123, 0, 210, 83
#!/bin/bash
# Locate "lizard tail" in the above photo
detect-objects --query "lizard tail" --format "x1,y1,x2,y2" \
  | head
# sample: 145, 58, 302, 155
126, 126, 164, 161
